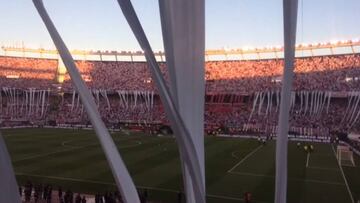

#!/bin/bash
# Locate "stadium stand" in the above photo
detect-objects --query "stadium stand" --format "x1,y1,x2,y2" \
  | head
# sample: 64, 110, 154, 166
1, 53, 360, 138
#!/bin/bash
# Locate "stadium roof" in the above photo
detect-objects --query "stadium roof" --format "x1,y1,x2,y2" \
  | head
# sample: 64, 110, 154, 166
1, 39, 360, 61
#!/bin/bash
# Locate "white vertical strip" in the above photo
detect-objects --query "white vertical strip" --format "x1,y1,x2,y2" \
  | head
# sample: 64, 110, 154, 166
71, 90, 76, 112
348, 93, 360, 124
299, 91, 303, 113
258, 92, 265, 115
310, 91, 314, 115
275, 1, 298, 203
0, 133, 21, 203
159, 1, 205, 202
326, 91, 332, 113
266, 91, 271, 115
350, 108, 360, 128
249, 92, 260, 120
342, 91, 354, 123
151, 91, 154, 108
318, 91, 326, 115
0, 89, 2, 114
315, 91, 320, 114
41, 90, 46, 116
269, 91, 273, 114
304, 91, 309, 115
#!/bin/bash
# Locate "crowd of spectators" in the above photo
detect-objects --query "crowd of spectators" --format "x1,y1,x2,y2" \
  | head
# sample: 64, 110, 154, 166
67, 54, 360, 93
19, 180, 157, 203
20, 182, 88, 203
1, 53, 358, 203
53, 94, 164, 125
2, 53, 360, 203
203, 98, 351, 136
0, 56, 57, 89
1, 90, 359, 138
206, 54, 360, 93
2, 53, 360, 137
1, 54, 360, 93
61, 61, 168, 91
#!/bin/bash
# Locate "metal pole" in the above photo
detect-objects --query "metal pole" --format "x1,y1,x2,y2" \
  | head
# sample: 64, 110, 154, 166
275, 0, 298, 203
0, 132, 21, 203
158, 1, 206, 202
115, 1, 205, 203
32, 1, 140, 203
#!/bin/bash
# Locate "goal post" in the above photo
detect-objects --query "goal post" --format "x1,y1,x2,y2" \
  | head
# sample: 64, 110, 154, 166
337, 145, 355, 167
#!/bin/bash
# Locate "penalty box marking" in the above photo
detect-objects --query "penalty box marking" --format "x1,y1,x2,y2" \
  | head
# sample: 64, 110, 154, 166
228, 145, 346, 187
306, 151, 341, 171
331, 145, 355, 203
229, 171, 345, 186
228, 145, 264, 173
307, 166, 340, 171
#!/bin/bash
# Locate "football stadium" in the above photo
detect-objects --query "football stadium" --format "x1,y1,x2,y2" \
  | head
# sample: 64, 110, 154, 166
1, 0, 360, 203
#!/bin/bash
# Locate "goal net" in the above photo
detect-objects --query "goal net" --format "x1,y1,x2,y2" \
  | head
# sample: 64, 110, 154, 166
337, 145, 355, 167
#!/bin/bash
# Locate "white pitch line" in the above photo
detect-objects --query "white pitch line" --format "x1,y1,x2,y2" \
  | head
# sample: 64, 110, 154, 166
231, 151, 239, 159
206, 194, 243, 201
227, 145, 263, 173
206, 194, 269, 203
13, 140, 142, 163
229, 171, 273, 178
229, 171, 345, 186
13, 143, 97, 163
307, 166, 340, 171
61, 140, 80, 148
331, 145, 355, 203
306, 152, 310, 167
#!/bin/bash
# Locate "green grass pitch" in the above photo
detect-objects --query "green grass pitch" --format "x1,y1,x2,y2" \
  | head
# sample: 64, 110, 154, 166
3, 128, 360, 203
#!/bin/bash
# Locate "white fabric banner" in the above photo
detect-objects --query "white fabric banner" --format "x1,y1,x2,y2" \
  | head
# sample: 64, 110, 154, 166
249, 92, 260, 120
326, 91, 332, 113
71, 90, 76, 112
348, 93, 360, 124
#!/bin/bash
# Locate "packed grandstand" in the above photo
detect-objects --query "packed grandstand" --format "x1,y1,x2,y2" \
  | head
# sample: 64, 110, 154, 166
3, 0, 360, 202
2, 41, 360, 203
1, 43, 360, 143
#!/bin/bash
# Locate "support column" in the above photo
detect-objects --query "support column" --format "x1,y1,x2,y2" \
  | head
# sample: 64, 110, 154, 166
0, 133, 21, 203
115, 1, 205, 203
159, 1, 205, 202
32, 1, 140, 203
275, 0, 298, 203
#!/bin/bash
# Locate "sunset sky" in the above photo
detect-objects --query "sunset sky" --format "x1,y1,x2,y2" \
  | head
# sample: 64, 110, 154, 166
1, 0, 359, 51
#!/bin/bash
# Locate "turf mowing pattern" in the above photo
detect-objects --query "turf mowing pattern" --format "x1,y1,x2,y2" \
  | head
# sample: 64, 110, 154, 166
3, 128, 360, 203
